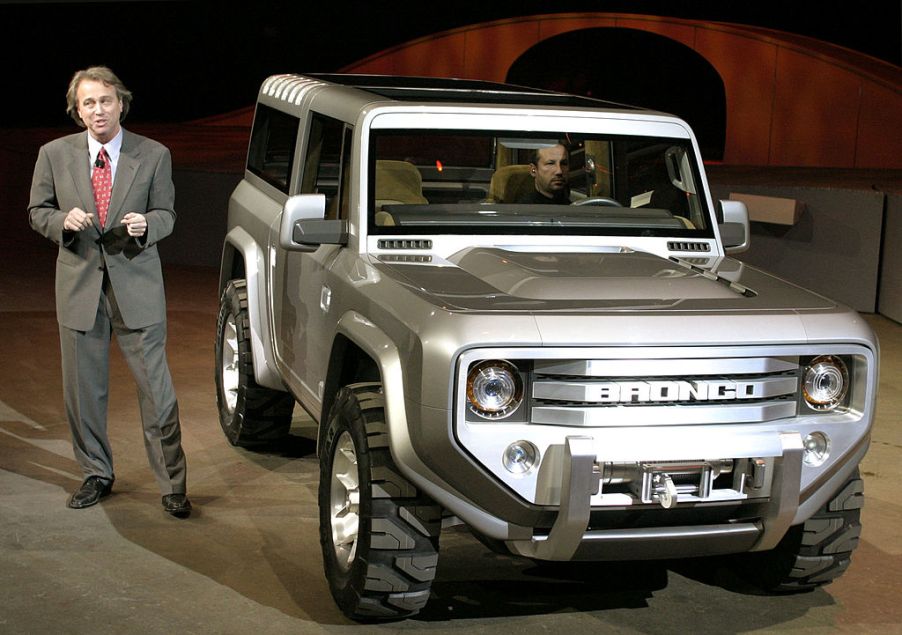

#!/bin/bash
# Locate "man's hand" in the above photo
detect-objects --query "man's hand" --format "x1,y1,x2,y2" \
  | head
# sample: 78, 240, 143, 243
122, 212, 147, 237
63, 207, 95, 232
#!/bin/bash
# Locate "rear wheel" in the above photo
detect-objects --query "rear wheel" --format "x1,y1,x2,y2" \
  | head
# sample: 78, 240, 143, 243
733, 469, 863, 591
319, 383, 442, 621
215, 279, 293, 446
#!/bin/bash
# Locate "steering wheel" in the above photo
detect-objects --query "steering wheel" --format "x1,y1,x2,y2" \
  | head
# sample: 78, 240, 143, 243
572, 196, 623, 207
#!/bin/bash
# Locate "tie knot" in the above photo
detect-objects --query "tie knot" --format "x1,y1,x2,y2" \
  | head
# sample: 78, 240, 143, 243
94, 147, 109, 170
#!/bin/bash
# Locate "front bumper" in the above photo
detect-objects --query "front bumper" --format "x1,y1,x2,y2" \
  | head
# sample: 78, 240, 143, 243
506, 433, 803, 560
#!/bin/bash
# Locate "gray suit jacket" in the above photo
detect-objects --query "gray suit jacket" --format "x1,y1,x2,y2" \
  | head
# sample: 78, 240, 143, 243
29, 129, 176, 331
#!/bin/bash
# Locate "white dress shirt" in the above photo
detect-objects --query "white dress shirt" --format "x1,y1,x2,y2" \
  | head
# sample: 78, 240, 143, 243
87, 129, 123, 184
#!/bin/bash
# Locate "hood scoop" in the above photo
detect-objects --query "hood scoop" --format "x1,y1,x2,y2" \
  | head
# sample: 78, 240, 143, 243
447, 248, 756, 301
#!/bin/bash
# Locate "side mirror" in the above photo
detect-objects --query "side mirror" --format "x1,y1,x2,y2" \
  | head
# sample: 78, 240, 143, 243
717, 199, 750, 254
279, 194, 348, 251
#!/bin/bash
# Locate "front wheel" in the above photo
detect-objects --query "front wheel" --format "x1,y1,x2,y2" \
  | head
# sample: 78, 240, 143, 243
731, 469, 863, 591
319, 383, 442, 621
214, 279, 294, 446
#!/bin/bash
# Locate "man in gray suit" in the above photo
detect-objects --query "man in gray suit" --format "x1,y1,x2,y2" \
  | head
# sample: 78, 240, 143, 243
28, 66, 191, 517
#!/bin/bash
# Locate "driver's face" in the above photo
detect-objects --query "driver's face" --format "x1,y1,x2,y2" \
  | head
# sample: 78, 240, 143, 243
531, 144, 569, 198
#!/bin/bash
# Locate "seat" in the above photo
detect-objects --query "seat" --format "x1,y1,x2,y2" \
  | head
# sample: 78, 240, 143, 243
487, 164, 534, 203
374, 160, 427, 226
375, 160, 428, 205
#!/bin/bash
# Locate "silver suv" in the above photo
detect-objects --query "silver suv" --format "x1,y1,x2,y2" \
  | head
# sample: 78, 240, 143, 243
215, 74, 878, 620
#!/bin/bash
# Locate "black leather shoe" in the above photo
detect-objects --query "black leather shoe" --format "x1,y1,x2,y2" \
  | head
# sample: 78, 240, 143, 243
68, 476, 113, 509
162, 494, 192, 518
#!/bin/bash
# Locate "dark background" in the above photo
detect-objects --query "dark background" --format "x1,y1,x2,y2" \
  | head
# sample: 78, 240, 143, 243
1, 0, 899, 127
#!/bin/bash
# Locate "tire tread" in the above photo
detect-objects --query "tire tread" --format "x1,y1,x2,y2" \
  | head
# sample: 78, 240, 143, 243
215, 279, 293, 447
735, 470, 863, 592
320, 383, 441, 621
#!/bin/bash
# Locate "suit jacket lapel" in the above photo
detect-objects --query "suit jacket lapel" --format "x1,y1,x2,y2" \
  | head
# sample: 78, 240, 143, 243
66, 134, 96, 215
107, 129, 140, 225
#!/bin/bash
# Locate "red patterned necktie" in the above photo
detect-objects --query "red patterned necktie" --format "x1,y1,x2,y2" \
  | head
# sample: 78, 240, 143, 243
91, 147, 112, 228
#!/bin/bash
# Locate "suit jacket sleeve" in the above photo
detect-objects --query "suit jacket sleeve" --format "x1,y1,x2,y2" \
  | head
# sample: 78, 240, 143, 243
28, 145, 71, 246
140, 145, 176, 248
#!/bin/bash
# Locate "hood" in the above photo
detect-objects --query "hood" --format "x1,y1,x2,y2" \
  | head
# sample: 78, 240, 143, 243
373, 247, 837, 313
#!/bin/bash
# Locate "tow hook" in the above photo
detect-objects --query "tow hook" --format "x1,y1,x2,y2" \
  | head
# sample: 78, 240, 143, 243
653, 473, 678, 509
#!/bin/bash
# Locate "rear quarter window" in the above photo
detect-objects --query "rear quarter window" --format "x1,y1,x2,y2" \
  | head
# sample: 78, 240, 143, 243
247, 104, 299, 193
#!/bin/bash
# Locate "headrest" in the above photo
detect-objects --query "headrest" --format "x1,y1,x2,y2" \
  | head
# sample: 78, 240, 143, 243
488, 164, 534, 203
375, 160, 427, 204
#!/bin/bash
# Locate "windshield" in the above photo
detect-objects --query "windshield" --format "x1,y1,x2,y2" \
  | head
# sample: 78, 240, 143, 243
368, 130, 712, 238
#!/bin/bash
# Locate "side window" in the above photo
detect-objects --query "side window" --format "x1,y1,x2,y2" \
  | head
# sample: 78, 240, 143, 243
247, 104, 299, 193
336, 127, 353, 221
300, 113, 349, 219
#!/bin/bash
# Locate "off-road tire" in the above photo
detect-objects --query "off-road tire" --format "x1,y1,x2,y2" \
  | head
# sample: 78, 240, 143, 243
319, 383, 442, 621
215, 279, 294, 446
734, 469, 863, 591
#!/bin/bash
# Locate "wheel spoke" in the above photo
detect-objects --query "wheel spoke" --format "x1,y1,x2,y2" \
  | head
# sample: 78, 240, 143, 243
332, 514, 359, 545
336, 470, 358, 492
220, 316, 240, 412
330, 431, 360, 571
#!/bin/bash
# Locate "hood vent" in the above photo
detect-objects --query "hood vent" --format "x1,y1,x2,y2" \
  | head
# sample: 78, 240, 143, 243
378, 239, 433, 250
668, 241, 711, 252
380, 254, 433, 264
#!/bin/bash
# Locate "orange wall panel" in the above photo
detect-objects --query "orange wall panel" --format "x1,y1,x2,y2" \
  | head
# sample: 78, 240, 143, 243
348, 33, 468, 78
342, 14, 901, 169
537, 15, 618, 39
695, 30, 777, 165
615, 17, 696, 49
462, 22, 541, 82
856, 82, 902, 169
347, 56, 396, 75
770, 48, 861, 167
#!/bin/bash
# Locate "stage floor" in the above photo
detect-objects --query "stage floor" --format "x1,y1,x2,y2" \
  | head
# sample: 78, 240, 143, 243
1, 255, 900, 633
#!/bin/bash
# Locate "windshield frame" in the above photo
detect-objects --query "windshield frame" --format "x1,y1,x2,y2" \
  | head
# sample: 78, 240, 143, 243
365, 110, 715, 240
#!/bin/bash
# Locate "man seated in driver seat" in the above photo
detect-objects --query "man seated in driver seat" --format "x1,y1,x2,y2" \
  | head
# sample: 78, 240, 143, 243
518, 142, 570, 204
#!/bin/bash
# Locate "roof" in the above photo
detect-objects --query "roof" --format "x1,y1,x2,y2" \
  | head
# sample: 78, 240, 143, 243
305, 73, 641, 110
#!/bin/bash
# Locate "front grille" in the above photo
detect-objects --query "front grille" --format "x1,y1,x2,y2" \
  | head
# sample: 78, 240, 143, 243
529, 356, 799, 426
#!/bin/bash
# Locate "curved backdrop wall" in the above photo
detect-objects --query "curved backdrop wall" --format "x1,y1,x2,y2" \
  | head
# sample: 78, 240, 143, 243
342, 13, 902, 169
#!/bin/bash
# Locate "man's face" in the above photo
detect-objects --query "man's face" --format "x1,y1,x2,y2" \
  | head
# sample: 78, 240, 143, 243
76, 79, 122, 143
531, 144, 569, 198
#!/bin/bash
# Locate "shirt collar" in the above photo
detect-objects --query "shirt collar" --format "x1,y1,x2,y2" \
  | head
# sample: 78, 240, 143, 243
87, 128, 123, 164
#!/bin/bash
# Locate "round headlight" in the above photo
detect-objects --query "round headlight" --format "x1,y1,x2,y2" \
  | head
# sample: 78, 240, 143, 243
802, 356, 849, 411
466, 360, 523, 419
